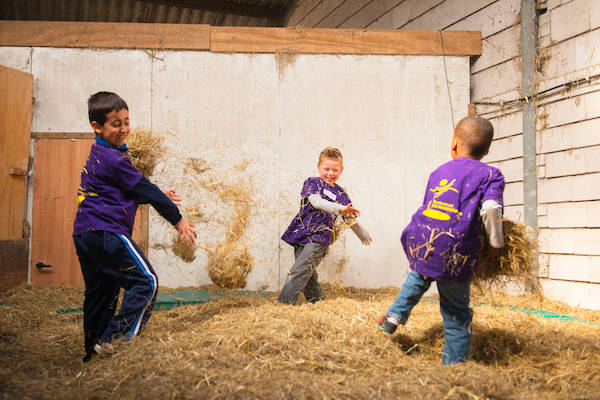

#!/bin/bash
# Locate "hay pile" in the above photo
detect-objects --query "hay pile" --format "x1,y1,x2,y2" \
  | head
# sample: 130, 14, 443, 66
204, 181, 254, 289
1, 284, 599, 399
127, 129, 164, 177
475, 218, 537, 286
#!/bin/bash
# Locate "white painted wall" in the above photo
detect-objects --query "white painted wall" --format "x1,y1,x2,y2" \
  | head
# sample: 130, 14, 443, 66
0, 46, 469, 292
285, 0, 600, 309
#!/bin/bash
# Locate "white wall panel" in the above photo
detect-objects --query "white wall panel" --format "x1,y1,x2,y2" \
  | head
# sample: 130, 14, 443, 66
29, 48, 152, 133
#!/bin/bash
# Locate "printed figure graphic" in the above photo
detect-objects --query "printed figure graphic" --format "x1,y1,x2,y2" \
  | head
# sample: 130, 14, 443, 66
423, 178, 462, 221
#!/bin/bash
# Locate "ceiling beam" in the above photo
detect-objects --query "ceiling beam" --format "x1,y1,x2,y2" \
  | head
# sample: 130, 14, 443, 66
141, 0, 288, 21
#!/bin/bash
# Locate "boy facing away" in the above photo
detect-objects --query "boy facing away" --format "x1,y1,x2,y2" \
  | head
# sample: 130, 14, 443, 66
378, 116, 505, 365
73, 92, 196, 361
278, 147, 372, 305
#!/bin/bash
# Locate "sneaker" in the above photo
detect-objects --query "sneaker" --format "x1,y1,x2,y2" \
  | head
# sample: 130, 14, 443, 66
93, 341, 114, 355
377, 315, 399, 334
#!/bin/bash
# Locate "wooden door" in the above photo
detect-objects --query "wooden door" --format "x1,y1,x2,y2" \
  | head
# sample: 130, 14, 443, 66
0, 65, 33, 290
31, 137, 148, 286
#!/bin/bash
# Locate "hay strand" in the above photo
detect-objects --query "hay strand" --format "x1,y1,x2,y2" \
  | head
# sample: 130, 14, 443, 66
203, 181, 254, 289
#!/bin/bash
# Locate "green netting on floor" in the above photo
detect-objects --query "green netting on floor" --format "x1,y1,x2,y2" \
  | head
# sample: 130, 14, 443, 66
56, 289, 267, 314
51, 291, 600, 327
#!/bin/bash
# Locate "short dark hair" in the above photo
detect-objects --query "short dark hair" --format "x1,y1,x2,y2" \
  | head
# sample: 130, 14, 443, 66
88, 92, 128, 125
455, 116, 494, 159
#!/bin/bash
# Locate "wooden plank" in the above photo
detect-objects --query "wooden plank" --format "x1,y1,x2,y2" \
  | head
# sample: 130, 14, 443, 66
31, 139, 93, 286
0, 65, 33, 241
31, 138, 150, 287
31, 132, 95, 139
211, 27, 482, 56
0, 240, 28, 291
0, 21, 211, 50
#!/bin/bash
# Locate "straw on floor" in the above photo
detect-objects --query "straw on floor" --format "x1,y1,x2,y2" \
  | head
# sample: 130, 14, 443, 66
1, 284, 598, 399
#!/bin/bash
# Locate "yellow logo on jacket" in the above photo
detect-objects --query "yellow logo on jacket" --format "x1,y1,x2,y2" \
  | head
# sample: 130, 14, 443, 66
422, 179, 462, 221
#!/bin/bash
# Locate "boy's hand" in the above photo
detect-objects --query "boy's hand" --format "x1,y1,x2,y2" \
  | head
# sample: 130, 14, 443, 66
175, 218, 197, 245
339, 203, 361, 217
361, 237, 373, 246
164, 188, 182, 206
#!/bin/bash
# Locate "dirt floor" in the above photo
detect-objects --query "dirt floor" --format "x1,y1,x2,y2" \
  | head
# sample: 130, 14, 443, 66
1, 284, 599, 399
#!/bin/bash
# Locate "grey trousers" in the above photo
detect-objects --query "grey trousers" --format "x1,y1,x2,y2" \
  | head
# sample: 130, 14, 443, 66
278, 242, 328, 305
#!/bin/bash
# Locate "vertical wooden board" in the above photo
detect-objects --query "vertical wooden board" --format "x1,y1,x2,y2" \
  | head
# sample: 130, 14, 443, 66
0, 64, 33, 240
31, 139, 92, 286
31, 138, 149, 286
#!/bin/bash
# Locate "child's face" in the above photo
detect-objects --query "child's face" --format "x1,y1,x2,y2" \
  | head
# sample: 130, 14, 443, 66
91, 108, 130, 147
318, 158, 343, 186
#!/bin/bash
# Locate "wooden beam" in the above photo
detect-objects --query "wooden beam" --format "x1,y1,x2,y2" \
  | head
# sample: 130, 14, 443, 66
0, 21, 481, 56
211, 27, 481, 56
31, 132, 95, 139
0, 21, 210, 50
141, 0, 288, 20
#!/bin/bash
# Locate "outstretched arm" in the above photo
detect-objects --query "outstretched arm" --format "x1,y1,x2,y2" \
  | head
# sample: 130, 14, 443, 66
130, 177, 196, 244
350, 222, 372, 245
308, 194, 361, 217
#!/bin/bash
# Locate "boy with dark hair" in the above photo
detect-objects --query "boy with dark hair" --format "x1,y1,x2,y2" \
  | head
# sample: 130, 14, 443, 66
377, 116, 505, 365
73, 91, 197, 361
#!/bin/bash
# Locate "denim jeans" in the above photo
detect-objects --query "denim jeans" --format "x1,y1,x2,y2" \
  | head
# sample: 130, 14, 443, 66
387, 270, 473, 365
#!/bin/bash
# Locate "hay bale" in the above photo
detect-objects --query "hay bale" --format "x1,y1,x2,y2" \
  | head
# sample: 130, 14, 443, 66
127, 129, 164, 177
474, 218, 537, 285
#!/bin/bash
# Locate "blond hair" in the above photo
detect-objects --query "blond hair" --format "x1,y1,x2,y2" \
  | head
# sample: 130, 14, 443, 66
318, 147, 343, 166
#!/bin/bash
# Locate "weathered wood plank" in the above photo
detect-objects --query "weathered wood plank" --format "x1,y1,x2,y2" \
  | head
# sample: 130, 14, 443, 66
0, 65, 33, 241
31, 132, 95, 139
0, 21, 211, 50
211, 27, 481, 55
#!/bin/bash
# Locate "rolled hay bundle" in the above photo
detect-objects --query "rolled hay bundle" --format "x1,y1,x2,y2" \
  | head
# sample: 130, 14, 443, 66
474, 218, 537, 286
204, 181, 255, 289
127, 129, 164, 177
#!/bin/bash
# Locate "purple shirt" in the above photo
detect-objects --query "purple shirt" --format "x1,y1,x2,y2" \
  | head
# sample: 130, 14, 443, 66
401, 158, 505, 282
73, 143, 143, 237
281, 177, 351, 247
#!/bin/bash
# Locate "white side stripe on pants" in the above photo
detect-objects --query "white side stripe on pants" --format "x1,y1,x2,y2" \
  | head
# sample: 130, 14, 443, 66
117, 234, 157, 337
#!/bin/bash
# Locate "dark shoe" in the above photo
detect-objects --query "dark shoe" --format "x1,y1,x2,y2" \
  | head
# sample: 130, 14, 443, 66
377, 315, 399, 334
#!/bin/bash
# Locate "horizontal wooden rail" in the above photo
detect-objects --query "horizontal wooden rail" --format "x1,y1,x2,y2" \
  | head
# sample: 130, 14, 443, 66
0, 21, 481, 56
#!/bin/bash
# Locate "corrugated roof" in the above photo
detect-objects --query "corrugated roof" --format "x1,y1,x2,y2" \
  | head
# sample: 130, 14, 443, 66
1, 0, 294, 27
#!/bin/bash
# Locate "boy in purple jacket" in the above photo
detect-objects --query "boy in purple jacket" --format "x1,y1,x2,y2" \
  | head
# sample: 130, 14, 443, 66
73, 92, 196, 361
278, 147, 372, 305
377, 116, 505, 365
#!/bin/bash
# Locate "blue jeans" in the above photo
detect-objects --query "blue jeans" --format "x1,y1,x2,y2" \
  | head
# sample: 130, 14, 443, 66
387, 270, 473, 365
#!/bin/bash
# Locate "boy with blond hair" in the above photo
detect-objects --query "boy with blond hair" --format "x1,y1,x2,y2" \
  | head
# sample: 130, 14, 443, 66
279, 147, 372, 304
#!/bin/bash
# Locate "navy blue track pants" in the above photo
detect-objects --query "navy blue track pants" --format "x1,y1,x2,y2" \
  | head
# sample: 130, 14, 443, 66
73, 231, 158, 355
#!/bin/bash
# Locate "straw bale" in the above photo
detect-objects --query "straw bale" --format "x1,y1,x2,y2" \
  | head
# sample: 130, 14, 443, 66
1, 284, 599, 399
474, 219, 537, 286
127, 129, 164, 177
